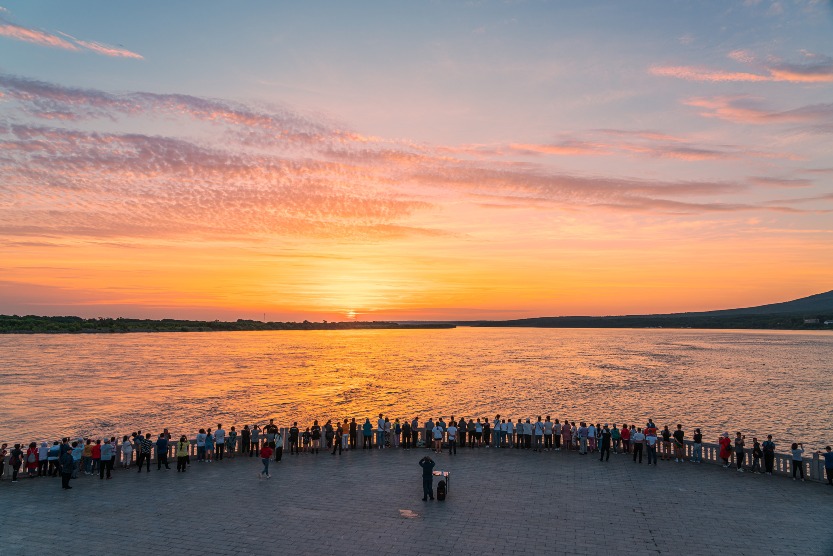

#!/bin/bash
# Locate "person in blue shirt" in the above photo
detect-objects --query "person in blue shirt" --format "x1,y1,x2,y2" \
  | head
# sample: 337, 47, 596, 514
419, 456, 436, 501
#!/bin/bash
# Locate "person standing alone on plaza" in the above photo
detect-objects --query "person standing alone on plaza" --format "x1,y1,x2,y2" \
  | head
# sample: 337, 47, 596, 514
419, 456, 435, 501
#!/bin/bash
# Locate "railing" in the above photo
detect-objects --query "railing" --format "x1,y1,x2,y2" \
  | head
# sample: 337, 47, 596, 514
4, 429, 828, 484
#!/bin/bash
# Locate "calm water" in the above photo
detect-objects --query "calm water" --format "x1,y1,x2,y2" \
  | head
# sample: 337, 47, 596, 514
1, 328, 831, 449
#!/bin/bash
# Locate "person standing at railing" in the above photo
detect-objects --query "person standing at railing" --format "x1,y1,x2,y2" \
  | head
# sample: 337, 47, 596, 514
660, 426, 671, 461
377, 414, 386, 450
561, 421, 571, 452
71, 441, 82, 479
311, 420, 322, 454
227, 426, 237, 458
644, 422, 657, 466
632, 428, 645, 463
791, 443, 805, 481
751, 438, 762, 474
350, 418, 358, 450
137, 433, 153, 472
205, 428, 215, 463
734, 433, 745, 473
362, 419, 372, 449
599, 425, 611, 462
332, 424, 343, 456
215, 424, 226, 461
196, 429, 207, 462
402, 419, 412, 450
719, 433, 732, 467
274, 430, 283, 461
100, 439, 114, 479
432, 421, 443, 454
9, 444, 23, 482
691, 429, 702, 463
611, 424, 620, 454
120, 435, 133, 469
447, 421, 458, 455
818, 446, 833, 485
289, 423, 299, 455
672, 425, 685, 463
762, 435, 775, 475
250, 425, 261, 456
155, 433, 170, 470
342, 419, 350, 451
240, 425, 251, 457
620, 424, 630, 454
176, 435, 189, 472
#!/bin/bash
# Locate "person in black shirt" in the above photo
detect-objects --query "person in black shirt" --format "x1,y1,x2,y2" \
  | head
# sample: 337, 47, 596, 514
599, 424, 612, 461
241, 425, 251, 457
349, 418, 358, 450
419, 456, 435, 501
673, 425, 685, 462
289, 422, 300, 455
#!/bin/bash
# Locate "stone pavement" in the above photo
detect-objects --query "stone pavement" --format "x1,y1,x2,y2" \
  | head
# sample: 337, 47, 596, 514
1, 446, 831, 556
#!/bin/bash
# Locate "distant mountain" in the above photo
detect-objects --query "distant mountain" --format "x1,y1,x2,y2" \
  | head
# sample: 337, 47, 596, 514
679, 289, 833, 316
464, 290, 833, 330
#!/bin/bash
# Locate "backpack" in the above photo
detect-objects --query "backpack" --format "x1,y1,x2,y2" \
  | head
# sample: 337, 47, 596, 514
436, 480, 447, 501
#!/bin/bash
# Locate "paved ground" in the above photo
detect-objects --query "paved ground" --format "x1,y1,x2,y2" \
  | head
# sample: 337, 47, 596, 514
1, 446, 831, 556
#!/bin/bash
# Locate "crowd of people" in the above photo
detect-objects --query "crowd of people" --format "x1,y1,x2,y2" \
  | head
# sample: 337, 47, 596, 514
2, 414, 832, 489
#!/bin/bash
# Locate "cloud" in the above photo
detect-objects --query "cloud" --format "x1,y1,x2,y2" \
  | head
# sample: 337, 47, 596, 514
0, 12, 142, 58
0, 16, 79, 51
0, 75, 827, 244
684, 95, 833, 130
650, 52, 833, 83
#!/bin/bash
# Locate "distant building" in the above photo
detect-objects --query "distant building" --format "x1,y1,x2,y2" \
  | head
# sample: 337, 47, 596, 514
804, 318, 820, 324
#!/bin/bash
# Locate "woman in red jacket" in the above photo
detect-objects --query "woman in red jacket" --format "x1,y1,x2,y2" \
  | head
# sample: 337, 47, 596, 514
719, 432, 732, 467
25, 442, 39, 477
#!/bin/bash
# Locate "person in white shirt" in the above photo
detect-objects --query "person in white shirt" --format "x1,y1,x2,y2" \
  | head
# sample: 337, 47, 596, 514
632, 428, 646, 463
446, 423, 458, 455
587, 424, 596, 453
505, 419, 515, 448
544, 416, 554, 451
215, 424, 226, 461
377, 414, 385, 449
432, 424, 444, 453
492, 415, 501, 448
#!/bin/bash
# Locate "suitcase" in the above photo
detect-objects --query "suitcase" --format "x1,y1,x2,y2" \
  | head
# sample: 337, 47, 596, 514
436, 480, 447, 501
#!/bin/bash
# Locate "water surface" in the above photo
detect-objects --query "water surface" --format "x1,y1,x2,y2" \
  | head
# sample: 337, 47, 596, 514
1, 328, 830, 449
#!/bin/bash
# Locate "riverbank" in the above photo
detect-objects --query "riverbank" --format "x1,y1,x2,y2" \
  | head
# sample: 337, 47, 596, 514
1, 443, 831, 555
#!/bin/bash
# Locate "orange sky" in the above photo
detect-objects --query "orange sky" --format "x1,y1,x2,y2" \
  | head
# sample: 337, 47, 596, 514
1, 2, 831, 320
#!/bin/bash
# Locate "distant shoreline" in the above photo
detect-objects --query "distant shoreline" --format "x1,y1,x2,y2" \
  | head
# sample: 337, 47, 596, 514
1, 314, 831, 333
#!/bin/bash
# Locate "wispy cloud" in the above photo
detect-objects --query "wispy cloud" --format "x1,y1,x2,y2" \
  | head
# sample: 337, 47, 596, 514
685, 95, 833, 131
0, 75, 828, 244
650, 51, 833, 83
0, 11, 142, 59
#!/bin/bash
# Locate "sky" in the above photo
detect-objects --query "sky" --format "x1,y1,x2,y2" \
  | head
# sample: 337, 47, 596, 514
1, 1, 832, 321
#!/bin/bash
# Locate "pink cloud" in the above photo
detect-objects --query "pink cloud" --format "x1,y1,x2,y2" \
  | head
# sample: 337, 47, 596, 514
0, 13, 141, 59
650, 52, 833, 83
1, 76, 826, 244
649, 65, 769, 82
0, 17, 79, 51
685, 95, 833, 130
